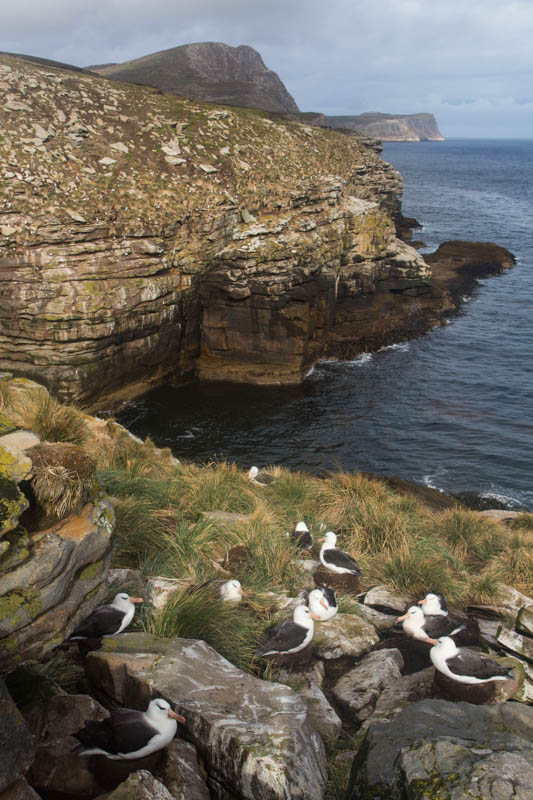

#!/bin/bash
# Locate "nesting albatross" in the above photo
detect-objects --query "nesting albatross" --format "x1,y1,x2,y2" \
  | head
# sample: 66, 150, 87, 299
429, 636, 514, 684
318, 531, 362, 575
308, 587, 338, 621
73, 698, 185, 760
248, 466, 275, 486
255, 605, 318, 659
398, 605, 457, 643
290, 521, 313, 550
68, 592, 143, 640
418, 591, 479, 645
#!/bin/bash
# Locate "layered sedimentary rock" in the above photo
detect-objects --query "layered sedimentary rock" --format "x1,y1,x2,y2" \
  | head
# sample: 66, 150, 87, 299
0, 52, 428, 408
328, 112, 445, 141
90, 42, 299, 114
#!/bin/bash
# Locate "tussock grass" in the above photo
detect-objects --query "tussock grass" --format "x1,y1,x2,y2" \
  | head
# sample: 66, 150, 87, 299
146, 587, 265, 672
13, 389, 89, 445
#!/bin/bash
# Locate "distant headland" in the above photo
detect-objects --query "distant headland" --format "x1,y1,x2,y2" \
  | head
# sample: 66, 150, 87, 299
327, 112, 445, 141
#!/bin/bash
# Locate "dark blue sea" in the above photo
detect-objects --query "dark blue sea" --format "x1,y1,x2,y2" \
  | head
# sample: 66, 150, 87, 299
118, 140, 533, 509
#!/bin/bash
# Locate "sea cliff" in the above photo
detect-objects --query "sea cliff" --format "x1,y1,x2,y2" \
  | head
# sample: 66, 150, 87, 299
328, 112, 445, 142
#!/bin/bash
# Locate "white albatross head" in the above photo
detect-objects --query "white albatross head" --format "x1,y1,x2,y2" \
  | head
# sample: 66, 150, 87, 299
397, 605, 425, 626
146, 698, 186, 725
220, 579, 244, 602
248, 466, 259, 479
294, 604, 320, 626
295, 521, 309, 532
111, 592, 143, 611
430, 635, 458, 656
418, 592, 448, 616
318, 531, 337, 548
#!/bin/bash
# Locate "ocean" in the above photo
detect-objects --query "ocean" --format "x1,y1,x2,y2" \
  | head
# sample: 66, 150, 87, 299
117, 139, 533, 509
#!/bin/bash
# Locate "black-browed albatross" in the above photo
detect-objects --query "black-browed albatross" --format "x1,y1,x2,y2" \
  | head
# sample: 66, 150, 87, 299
429, 636, 514, 684
248, 466, 275, 486
290, 521, 313, 550
255, 605, 319, 657
318, 531, 363, 575
68, 592, 143, 640
397, 605, 458, 643
308, 587, 338, 621
73, 698, 186, 760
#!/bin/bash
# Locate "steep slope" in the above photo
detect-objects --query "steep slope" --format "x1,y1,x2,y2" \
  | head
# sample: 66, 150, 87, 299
328, 112, 444, 141
91, 42, 299, 113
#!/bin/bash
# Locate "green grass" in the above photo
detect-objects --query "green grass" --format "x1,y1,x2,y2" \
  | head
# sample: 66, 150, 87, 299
12, 389, 89, 445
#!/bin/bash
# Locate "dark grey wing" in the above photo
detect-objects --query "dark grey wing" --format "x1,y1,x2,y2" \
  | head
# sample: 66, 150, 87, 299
70, 605, 124, 638
256, 472, 275, 485
256, 622, 307, 655
423, 614, 454, 638
292, 530, 313, 549
326, 548, 363, 575
320, 587, 337, 607
109, 708, 159, 754
447, 650, 511, 680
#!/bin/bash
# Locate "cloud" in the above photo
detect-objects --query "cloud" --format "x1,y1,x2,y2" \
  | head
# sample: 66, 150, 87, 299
1, 0, 532, 135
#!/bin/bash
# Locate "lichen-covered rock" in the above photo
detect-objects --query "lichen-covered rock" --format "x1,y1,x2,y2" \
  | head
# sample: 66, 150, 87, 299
84, 632, 327, 800
0, 473, 28, 539
496, 626, 533, 661
313, 613, 379, 660
332, 648, 404, 721
0, 497, 114, 671
516, 605, 533, 636
0, 679, 36, 794
99, 770, 174, 800
347, 699, 533, 800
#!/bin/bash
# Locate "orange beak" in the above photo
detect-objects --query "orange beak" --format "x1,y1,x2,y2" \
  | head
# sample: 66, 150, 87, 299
238, 588, 245, 597
417, 599, 426, 606
168, 709, 186, 723
131, 597, 144, 603
320, 598, 329, 611
397, 613, 408, 622
309, 612, 321, 620
317, 537, 325, 542
425, 637, 437, 645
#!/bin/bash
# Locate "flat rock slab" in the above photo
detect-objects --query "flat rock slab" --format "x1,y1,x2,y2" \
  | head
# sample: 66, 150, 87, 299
348, 698, 533, 800
363, 585, 411, 614
85, 632, 326, 800
0, 778, 42, 799
153, 741, 210, 800
313, 613, 379, 660
516, 605, 533, 637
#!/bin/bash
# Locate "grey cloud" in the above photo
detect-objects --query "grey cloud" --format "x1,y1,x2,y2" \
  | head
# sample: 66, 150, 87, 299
1, 0, 532, 136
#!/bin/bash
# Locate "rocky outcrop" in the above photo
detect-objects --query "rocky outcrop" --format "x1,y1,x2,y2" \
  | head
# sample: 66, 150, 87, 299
84, 632, 327, 800
90, 43, 299, 114
328, 112, 445, 142
347, 699, 533, 800
0, 383, 115, 671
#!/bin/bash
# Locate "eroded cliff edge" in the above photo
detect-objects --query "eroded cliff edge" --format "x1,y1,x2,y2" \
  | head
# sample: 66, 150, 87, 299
0, 54, 504, 410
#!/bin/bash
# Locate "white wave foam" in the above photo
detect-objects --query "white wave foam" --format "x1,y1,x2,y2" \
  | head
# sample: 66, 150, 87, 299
345, 353, 373, 366
379, 342, 410, 353
479, 490, 526, 510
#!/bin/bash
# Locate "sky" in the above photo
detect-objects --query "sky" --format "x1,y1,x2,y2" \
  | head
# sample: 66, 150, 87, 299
2, 0, 533, 138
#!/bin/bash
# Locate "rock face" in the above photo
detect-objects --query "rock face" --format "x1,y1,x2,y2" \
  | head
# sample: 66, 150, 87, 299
91, 42, 299, 114
84, 632, 327, 800
0, 679, 36, 795
328, 112, 445, 142
0, 54, 513, 409
348, 699, 533, 800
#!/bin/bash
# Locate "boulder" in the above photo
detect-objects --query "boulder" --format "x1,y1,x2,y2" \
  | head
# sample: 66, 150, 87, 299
347, 699, 533, 800
278, 664, 341, 744
332, 649, 404, 722
153, 741, 209, 800
26, 693, 108, 798
98, 770, 174, 800
497, 626, 533, 662
313, 613, 379, 660
85, 632, 327, 800
0, 679, 36, 794
0, 497, 114, 671
468, 584, 533, 625
363, 585, 411, 614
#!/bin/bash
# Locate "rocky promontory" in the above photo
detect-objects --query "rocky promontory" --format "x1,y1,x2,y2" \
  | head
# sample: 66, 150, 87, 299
327, 112, 445, 142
